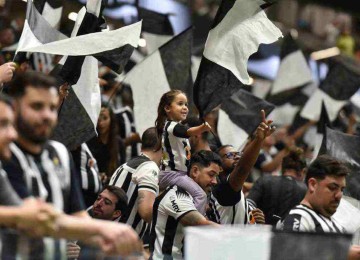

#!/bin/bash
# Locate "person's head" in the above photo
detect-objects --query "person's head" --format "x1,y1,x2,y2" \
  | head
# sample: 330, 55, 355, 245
0, 28, 15, 47
97, 102, 119, 175
186, 116, 210, 152
155, 90, 188, 149
141, 127, 162, 165
216, 145, 241, 175
92, 186, 128, 220
188, 150, 222, 194
0, 94, 18, 161
101, 72, 118, 92
97, 103, 115, 136
282, 147, 307, 181
263, 134, 275, 149
8, 71, 58, 146
304, 155, 349, 218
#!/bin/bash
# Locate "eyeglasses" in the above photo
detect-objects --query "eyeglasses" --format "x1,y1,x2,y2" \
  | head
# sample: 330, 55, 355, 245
222, 152, 241, 159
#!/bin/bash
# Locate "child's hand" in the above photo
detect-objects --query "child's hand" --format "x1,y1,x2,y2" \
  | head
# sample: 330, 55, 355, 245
203, 122, 212, 132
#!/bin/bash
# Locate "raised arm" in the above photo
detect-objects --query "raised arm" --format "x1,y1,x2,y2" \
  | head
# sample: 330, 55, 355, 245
228, 110, 275, 192
187, 122, 211, 137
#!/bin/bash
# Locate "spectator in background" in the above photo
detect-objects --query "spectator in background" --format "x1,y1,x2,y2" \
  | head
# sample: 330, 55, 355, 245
89, 186, 128, 221
247, 147, 307, 226
336, 26, 355, 57
251, 134, 290, 181
71, 143, 102, 208
87, 102, 126, 183
100, 71, 141, 161
280, 155, 360, 259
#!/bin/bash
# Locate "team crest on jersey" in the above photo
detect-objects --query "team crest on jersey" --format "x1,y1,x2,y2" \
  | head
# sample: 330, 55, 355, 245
53, 156, 66, 189
152, 170, 158, 177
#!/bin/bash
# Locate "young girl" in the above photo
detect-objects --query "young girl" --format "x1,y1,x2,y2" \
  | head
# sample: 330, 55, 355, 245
155, 90, 211, 214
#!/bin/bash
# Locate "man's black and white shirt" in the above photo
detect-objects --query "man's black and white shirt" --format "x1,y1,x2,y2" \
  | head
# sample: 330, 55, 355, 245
71, 143, 102, 207
281, 204, 345, 233
207, 178, 254, 225
149, 185, 197, 260
1, 141, 85, 259
109, 154, 159, 239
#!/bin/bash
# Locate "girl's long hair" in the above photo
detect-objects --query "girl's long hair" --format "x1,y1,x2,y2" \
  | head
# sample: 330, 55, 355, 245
155, 90, 185, 151
98, 102, 120, 177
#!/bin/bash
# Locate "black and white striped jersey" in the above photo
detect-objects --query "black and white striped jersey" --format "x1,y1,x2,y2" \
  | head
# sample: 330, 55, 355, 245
0, 162, 21, 206
1, 141, 85, 259
281, 204, 345, 233
109, 154, 159, 238
115, 105, 140, 161
71, 143, 102, 207
207, 180, 254, 225
149, 185, 197, 260
162, 120, 191, 172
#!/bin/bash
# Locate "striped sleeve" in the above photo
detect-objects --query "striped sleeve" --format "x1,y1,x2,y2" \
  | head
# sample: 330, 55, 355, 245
282, 210, 316, 232
134, 162, 159, 194
167, 121, 189, 138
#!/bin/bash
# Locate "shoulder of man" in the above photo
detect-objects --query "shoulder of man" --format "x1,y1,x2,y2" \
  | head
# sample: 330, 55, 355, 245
282, 205, 316, 232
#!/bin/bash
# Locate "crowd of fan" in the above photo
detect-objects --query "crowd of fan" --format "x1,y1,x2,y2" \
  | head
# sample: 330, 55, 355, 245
1, 4, 360, 260
0, 64, 360, 259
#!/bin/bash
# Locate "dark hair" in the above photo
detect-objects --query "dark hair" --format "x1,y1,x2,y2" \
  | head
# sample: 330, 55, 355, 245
189, 150, 222, 173
155, 89, 185, 150
304, 155, 349, 186
8, 71, 57, 98
282, 147, 307, 173
0, 93, 13, 107
185, 116, 209, 141
215, 145, 233, 155
98, 102, 120, 177
105, 185, 128, 213
141, 127, 160, 151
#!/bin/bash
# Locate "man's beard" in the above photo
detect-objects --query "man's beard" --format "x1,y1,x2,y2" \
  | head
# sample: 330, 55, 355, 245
16, 115, 53, 144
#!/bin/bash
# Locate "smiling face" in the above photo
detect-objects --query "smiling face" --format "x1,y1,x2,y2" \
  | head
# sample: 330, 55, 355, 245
308, 175, 346, 218
165, 93, 189, 122
16, 86, 58, 144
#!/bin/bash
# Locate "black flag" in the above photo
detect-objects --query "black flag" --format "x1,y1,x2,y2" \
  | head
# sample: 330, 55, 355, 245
193, 0, 282, 117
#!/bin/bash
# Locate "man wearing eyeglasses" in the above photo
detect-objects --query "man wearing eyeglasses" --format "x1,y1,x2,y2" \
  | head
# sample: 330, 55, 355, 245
206, 110, 273, 225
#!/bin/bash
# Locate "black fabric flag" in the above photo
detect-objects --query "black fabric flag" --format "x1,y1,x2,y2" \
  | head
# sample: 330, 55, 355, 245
124, 27, 193, 135
320, 56, 360, 101
317, 101, 332, 134
222, 89, 275, 136
266, 33, 312, 106
193, 0, 282, 117
319, 126, 360, 200
138, 7, 173, 35
300, 56, 360, 122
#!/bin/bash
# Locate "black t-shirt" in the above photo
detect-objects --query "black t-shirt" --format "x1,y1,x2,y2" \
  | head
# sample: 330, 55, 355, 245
247, 175, 307, 225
